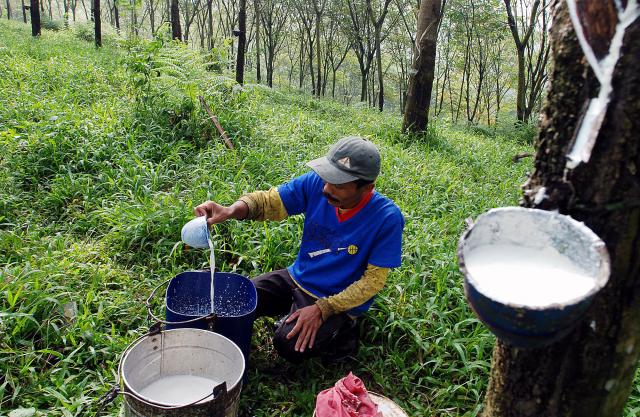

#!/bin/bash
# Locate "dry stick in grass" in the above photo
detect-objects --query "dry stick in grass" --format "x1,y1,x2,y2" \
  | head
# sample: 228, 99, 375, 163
199, 96, 235, 150
512, 152, 533, 162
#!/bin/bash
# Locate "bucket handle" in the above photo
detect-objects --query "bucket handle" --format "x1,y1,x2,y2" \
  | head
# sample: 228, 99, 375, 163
95, 381, 228, 415
146, 277, 217, 329
94, 327, 228, 415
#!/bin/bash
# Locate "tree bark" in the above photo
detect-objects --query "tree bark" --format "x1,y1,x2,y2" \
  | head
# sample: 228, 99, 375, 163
63, 0, 69, 26
170, 0, 181, 40
114, 0, 119, 31
503, 0, 541, 123
149, 0, 156, 34
254, 0, 260, 83
366, 0, 392, 112
207, 0, 212, 49
21, 0, 27, 22
30, 0, 40, 35
235, 0, 247, 84
482, 1, 640, 416
94, 0, 101, 47
402, 0, 442, 133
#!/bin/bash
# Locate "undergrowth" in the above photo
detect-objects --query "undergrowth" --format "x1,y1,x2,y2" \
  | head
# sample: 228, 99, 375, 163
1, 19, 638, 417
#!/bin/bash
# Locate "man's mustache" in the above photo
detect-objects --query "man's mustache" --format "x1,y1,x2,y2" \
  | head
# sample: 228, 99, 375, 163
323, 192, 339, 203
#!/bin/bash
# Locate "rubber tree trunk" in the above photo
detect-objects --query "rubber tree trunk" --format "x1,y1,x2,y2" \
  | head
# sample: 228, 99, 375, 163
30, 0, 40, 36
170, 0, 181, 40
207, 0, 212, 50
314, 8, 321, 96
235, 0, 246, 84
515, 47, 526, 122
401, 0, 442, 133
254, 0, 260, 83
481, 1, 640, 416
114, 1, 119, 31
94, 0, 101, 46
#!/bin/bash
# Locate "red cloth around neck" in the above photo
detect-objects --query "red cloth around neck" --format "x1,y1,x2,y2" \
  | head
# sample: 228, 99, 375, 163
335, 189, 374, 222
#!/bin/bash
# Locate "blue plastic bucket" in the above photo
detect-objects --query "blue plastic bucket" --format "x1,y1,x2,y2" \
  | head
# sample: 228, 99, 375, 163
164, 271, 257, 376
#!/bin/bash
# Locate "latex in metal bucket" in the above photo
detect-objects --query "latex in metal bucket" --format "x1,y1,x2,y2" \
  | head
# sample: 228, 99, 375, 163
121, 328, 245, 417
457, 207, 610, 348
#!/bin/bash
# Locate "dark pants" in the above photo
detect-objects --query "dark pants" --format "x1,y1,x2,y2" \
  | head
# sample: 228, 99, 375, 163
252, 269, 359, 363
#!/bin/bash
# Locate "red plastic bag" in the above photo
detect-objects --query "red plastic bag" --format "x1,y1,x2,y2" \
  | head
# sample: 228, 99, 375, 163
315, 372, 382, 417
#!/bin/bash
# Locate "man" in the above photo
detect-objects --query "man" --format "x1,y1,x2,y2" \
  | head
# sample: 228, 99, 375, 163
194, 136, 404, 363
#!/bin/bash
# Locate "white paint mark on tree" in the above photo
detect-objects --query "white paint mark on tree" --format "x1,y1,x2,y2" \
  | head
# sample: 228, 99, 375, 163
565, 0, 640, 169
604, 379, 617, 391
534, 187, 547, 205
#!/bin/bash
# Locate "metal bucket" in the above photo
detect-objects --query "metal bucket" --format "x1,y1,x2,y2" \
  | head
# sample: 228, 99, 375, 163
163, 271, 257, 375
121, 328, 244, 417
458, 207, 610, 348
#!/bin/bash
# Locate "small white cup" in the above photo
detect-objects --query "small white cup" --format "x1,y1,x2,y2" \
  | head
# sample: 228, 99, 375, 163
181, 216, 211, 248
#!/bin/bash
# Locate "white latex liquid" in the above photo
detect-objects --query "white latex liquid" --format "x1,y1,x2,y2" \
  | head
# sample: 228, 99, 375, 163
209, 239, 215, 314
139, 375, 221, 405
464, 244, 595, 307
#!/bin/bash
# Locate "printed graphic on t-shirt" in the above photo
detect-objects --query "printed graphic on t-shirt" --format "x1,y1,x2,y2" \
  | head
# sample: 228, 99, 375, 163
303, 221, 358, 258
308, 244, 359, 258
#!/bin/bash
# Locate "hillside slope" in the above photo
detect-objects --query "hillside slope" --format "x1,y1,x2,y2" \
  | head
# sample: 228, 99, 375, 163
2, 20, 636, 417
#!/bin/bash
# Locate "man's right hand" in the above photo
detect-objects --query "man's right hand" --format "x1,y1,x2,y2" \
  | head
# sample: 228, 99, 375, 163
194, 201, 232, 226
194, 200, 249, 225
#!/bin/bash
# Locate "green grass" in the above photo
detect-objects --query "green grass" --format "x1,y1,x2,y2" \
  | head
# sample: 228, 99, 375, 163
1, 20, 638, 417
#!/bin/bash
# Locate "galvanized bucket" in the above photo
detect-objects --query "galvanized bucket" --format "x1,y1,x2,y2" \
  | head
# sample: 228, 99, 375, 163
120, 328, 244, 417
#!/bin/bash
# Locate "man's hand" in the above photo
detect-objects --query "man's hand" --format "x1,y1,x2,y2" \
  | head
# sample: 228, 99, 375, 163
194, 200, 247, 225
285, 304, 323, 353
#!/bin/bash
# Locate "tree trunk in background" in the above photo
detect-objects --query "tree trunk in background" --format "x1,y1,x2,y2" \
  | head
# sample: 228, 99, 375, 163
7, 0, 11, 20
170, 0, 181, 40
373, 26, 383, 111
30, 0, 40, 35
313, 1, 325, 96
482, 1, 640, 416
402, 0, 442, 133
114, 1, 119, 31
366, 0, 392, 112
63, 0, 68, 27
207, 0, 212, 49
235, 0, 246, 84
255, 0, 261, 83
503, 0, 540, 123
21, 0, 27, 22
149, 0, 155, 34
94, 0, 101, 47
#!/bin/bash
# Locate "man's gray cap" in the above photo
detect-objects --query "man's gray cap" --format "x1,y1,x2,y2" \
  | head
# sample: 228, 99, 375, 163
306, 136, 381, 184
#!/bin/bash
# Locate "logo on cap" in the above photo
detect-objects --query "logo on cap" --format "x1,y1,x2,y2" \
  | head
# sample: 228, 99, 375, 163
337, 157, 351, 169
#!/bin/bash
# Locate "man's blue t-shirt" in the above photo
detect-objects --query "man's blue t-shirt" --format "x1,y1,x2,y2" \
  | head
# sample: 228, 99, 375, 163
277, 171, 404, 315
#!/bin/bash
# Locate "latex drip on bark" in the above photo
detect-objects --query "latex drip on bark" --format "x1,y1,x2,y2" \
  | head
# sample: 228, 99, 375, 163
564, 0, 640, 169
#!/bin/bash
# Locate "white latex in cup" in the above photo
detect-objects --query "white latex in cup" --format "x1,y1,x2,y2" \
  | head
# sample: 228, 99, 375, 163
181, 216, 211, 248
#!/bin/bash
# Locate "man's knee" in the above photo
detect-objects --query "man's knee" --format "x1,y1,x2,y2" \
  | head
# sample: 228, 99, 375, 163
272, 320, 309, 363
